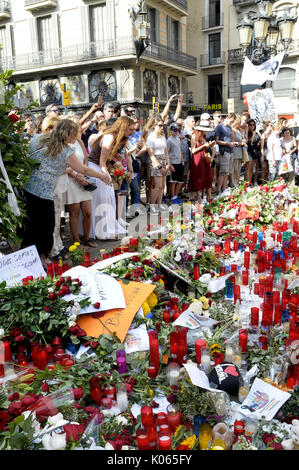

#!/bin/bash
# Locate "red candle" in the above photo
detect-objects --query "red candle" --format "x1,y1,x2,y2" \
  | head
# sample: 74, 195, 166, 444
239, 329, 248, 353
253, 283, 260, 295
159, 424, 170, 434
148, 365, 158, 379
259, 278, 266, 298
242, 270, 249, 286
219, 266, 226, 277
195, 339, 207, 364
147, 425, 158, 450
163, 310, 171, 323
250, 307, 259, 327
141, 405, 154, 428
261, 303, 273, 327
156, 412, 167, 430
1, 339, 12, 362
274, 304, 282, 325
61, 358, 74, 369
224, 238, 231, 255
259, 336, 268, 350
273, 291, 280, 305
148, 331, 160, 369
214, 352, 225, 365
252, 232, 258, 244
193, 264, 200, 280
244, 251, 250, 269
35, 348, 48, 370
158, 433, 172, 450
231, 264, 238, 272
136, 432, 150, 450
214, 244, 221, 254
104, 386, 116, 400
89, 376, 102, 406
282, 290, 290, 310
233, 284, 241, 304
170, 331, 179, 361
233, 240, 239, 253
101, 398, 112, 409
52, 336, 62, 347
167, 410, 182, 432
177, 328, 188, 366
244, 225, 249, 235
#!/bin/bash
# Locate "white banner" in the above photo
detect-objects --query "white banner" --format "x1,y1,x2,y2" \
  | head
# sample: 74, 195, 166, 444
241, 53, 285, 86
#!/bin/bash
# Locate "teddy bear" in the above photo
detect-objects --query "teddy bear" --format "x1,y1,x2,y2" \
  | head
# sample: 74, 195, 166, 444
281, 419, 299, 450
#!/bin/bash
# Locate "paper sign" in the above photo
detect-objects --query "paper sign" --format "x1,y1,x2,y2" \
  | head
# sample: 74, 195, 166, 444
183, 363, 223, 393
62, 266, 126, 314
77, 281, 156, 343
124, 323, 150, 354
208, 272, 234, 294
0, 245, 46, 286
90, 252, 142, 271
238, 377, 291, 421
173, 309, 218, 329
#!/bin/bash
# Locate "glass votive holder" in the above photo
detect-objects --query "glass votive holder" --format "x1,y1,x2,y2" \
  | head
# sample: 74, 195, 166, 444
250, 307, 259, 327
210, 438, 226, 450
158, 432, 172, 450
136, 430, 150, 450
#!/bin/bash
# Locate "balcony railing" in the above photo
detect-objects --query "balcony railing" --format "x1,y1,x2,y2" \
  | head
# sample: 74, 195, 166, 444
144, 41, 197, 70
170, 0, 187, 9
0, 37, 197, 72
24, 0, 57, 11
200, 52, 225, 67
202, 13, 224, 30
228, 40, 299, 63
0, 0, 10, 19
155, 0, 188, 14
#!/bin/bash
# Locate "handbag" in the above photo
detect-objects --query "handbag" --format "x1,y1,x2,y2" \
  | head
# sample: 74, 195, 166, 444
84, 177, 97, 192
279, 153, 293, 175
132, 156, 140, 173
242, 147, 249, 163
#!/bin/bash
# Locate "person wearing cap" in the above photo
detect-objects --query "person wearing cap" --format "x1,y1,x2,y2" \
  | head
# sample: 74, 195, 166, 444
189, 118, 216, 203
167, 122, 185, 205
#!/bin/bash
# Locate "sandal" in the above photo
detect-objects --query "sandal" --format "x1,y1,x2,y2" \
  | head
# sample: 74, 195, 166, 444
83, 239, 98, 248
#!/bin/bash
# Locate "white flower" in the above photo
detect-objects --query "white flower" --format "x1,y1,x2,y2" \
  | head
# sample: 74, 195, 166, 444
22, 411, 41, 435
116, 415, 128, 426
121, 236, 130, 246
68, 314, 77, 322
42, 432, 67, 450
68, 320, 76, 328
48, 287, 54, 293
0, 328, 5, 338
47, 413, 65, 427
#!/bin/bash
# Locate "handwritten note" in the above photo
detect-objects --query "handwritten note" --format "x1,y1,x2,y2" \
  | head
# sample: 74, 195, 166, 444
0, 245, 46, 286
63, 265, 126, 314
173, 309, 218, 329
183, 363, 223, 393
77, 281, 156, 342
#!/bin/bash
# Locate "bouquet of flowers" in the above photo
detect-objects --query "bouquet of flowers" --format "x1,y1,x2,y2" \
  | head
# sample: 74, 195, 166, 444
109, 163, 128, 190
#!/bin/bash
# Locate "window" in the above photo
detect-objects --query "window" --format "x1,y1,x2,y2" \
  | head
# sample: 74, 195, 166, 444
0, 27, 9, 58
209, 32, 221, 61
209, 0, 221, 28
37, 16, 52, 51
167, 16, 180, 50
272, 67, 296, 98
149, 8, 157, 42
89, 3, 108, 43
208, 74, 223, 105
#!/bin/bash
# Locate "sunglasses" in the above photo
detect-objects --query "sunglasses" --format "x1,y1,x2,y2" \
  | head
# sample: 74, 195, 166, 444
157, 124, 164, 127
171, 129, 179, 132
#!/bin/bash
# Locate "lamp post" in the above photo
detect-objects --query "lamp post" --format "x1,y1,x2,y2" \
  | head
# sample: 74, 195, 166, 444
131, 0, 151, 62
237, 0, 297, 64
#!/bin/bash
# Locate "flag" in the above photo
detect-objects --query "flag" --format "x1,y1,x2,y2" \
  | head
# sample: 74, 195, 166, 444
241, 53, 285, 86
134, 38, 149, 62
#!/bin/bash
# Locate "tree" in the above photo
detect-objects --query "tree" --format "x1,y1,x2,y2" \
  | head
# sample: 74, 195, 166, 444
0, 70, 39, 245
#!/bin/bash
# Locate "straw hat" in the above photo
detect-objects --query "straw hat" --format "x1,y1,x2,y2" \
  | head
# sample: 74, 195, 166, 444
194, 112, 212, 131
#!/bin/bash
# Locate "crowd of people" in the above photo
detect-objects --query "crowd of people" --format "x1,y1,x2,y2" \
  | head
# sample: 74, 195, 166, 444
13, 94, 299, 267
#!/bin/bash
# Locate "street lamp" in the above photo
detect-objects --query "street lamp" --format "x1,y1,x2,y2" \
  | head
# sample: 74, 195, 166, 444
130, 0, 150, 62
237, 1, 297, 64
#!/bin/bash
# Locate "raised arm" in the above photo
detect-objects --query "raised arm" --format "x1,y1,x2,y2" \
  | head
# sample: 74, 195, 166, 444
173, 94, 184, 122
161, 94, 178, 122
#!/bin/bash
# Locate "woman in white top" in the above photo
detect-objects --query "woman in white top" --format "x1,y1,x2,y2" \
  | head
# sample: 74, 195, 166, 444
65, 122, 97, 248
267, 123, 283, 181
280, 127, 297, 185
146, 117, 173, 212
260, 121, 273, 183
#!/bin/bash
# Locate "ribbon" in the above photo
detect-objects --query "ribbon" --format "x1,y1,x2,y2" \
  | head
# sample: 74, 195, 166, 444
0, 149, 20, 217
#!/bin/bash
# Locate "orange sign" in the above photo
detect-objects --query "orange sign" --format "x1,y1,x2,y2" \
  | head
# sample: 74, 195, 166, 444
77, 280, 156, 343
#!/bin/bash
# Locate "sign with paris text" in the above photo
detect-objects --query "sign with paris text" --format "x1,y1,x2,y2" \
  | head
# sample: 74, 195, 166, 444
0, 246, 46, 287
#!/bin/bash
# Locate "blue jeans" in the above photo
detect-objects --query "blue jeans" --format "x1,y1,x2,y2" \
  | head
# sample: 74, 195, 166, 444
129, 174, 141, 205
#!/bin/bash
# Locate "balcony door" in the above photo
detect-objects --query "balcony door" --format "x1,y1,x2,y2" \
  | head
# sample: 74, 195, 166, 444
208, 32, 221, 65
209, 0, 221, 28
208, 74, 222, 105
37, 16, 52, 52
89, 3, 108, 43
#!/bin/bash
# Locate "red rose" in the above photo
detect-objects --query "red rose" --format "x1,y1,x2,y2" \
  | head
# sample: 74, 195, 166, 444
91, 340, 98, 349
9, 113, 19, 123
49, 292, 57, 300
0, 411, 10, 431
14, 334, 26, 342
269, 442, 283, 450
8, 392, 20, 402
63, 423, 86, 442
93, 302, 101, 309
167, 393, 176, 403
41, 382, 50, 393
7, 402, 26, 416
21, 395, 38, 407
176, 445, 190, 450
43, 307, 51, 312
72, 387, 84, 400
92, 312, 105, 319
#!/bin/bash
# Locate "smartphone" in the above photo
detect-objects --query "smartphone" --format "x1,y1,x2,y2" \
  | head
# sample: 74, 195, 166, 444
98, 95, 103, 105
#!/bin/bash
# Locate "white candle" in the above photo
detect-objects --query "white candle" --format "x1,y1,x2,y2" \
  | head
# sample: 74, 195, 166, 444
116, 389, 128, 412
225, 346, 234, 362
201, 350, 211, 373
168, 369, 180, 386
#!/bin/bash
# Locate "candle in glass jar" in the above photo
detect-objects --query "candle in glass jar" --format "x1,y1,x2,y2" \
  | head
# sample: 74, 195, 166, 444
224, 345, 234, 362
148, 365, 158, 379
101, 397, 112, 409
166, 362, 180, 386
250, 307, 259, 327
239, 329, 248, 353
211, 438, 226, 450
158, 433, 172, 450
193, 264, 200, 280
116, 350, 127, 374
233, 347, 242, 368
244, 251, 250, 269
104, 386, 116, 400
169, 331, 179, 361
234, 420, 245, 436
242, 270, 249, 286
200, 348, 211, 373
166, 410, 182, 432
141, 405, 154, 428
136, 432, 150, 450
163, 310, 171, 323
89, 376, 102, 406
156, 412, 167, 430
233, 284, 241, 304
148, 331, 160, 369
116, 384, 128, 412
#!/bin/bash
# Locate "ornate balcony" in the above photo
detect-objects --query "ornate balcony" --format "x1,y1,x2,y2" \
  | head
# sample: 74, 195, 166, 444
0, 36, 197, 74
24, 0, 57, 12
228, 40, 299, 64
0, 0, 10, 20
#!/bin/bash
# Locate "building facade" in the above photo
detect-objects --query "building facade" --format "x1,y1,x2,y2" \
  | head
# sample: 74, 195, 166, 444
0, 0, 197, 119
186, 0, 299, 122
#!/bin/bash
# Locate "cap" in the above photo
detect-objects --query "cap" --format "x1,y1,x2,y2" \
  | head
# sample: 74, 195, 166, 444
170, 123, 180, 131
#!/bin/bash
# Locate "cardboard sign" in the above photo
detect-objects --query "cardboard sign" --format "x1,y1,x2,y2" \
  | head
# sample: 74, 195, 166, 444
77, 281, 156, 343
0, 245, 45, 286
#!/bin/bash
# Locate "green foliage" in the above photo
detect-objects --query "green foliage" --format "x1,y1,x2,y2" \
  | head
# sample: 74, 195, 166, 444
0, 70, 39, 244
